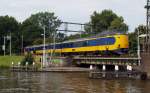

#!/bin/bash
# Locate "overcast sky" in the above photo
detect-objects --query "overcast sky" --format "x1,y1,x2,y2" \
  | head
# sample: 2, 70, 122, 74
0, 0, 147, 32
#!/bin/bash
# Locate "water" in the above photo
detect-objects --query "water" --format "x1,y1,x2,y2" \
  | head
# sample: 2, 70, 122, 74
0, 70, 150, 93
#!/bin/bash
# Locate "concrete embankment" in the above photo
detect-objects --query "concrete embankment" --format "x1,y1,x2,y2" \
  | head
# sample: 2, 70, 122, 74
42, 67, 90, 72
141, 53, 150, 76
11, 66, 90, 72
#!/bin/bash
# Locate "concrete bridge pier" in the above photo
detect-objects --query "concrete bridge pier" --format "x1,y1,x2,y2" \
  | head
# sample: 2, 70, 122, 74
102, 65, 106, 77
115, 65, 119, 77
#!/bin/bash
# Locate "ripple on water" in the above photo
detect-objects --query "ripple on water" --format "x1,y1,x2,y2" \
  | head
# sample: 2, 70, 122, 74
0, 76, 8, 80
0, 88, 29, 93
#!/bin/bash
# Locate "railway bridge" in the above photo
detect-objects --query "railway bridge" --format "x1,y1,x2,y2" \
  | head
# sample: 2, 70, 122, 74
72, 56, 140, 71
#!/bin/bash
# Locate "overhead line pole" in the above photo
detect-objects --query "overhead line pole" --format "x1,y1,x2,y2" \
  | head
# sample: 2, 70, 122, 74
43, 26, 46, 67
3, 36, 5, 56
145, 0, 150, 52
10, 32, 11, 56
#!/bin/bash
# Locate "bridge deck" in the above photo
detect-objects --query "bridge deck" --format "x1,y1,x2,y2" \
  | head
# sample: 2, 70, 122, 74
73, 57, 140, 66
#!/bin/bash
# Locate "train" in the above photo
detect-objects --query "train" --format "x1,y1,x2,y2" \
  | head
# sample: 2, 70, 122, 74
24, 33, 129, 56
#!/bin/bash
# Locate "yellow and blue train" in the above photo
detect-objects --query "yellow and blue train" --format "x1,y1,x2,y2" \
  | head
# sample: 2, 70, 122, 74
25, 34, 129, 56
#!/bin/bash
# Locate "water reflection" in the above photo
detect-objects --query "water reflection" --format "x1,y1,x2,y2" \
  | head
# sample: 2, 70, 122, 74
0, 70, 149, 93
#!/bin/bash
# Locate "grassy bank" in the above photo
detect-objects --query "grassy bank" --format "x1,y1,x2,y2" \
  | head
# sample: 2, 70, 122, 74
0, 56, 24, 68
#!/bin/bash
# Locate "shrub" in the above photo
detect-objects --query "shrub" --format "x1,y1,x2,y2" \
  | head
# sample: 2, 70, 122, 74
21, 52, 34, 66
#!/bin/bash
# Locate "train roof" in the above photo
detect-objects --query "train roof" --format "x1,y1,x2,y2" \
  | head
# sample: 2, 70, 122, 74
25, 31, 126, 48
63, 31, 126, 43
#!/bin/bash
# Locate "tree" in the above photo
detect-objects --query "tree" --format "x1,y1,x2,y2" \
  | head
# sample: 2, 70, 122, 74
20, 12, 62, 47
109, 17, 128, 32
0, 15, 20, 55
135, 25, 146, 35
128, 25, 147, 54
85, 10, 128, 34
21, 52, 34, 66
128, 32, 137, 54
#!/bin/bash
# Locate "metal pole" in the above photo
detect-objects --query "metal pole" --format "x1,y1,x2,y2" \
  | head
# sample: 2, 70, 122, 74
80, 24, 82, 38
138, 29, 141, 65
21, 35, 24, 55
10, 32, 11, 56
145, 0, 150, 52
53, 30, 56, 54
43, 26, 46, 67
4, 36, 5, 56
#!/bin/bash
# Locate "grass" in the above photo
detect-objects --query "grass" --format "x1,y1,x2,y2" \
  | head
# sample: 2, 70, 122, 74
51, 59, 63, 63
0, 56, 24, 68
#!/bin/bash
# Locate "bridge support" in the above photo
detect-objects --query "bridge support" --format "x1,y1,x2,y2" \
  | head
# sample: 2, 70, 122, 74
115, 65, 119, 71
90, 65, 93, 70
102, 65, 106, 77
102, 65, 106, 71
127, 65, 132, 71
115, 65, 119, 77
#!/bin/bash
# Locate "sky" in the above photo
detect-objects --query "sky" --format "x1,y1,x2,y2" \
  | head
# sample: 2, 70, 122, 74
0, 0, 147, 32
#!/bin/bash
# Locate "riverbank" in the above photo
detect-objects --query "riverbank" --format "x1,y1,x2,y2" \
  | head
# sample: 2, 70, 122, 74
0, 56, 24, 68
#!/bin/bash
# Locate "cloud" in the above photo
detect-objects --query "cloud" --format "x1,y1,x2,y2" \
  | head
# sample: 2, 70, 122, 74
0, 0, 146, 32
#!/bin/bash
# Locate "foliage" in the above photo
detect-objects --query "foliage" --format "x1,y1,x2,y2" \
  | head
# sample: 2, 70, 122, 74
0, 12, 64, 55
128, 25, 147, 54
128, 32, 137, 54
20, 12, 62, 46
85, 10, 128, 34
135, 25, 147, 35
21, 52, 34, 66
109, 17, 128, 32
0, 16, 20, 55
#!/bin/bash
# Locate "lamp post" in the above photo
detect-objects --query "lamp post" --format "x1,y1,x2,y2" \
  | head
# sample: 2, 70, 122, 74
9, 32, 11, 56
40, 25, 46, 68
3, 36, 6, 56
43, 26, 46, 67
21, 35, 24, 55
137, 29, 140, 59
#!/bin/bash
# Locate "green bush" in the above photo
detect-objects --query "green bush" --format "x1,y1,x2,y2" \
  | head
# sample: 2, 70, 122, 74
21, 52, 34, 66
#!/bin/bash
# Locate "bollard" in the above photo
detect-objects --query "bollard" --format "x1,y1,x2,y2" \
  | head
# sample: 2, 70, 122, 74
33, 62, 35, 66
18, 62, 20, 67
115, 65, 119, 78
12, 61, 14, 67
127, 65, 132, 71
12, 61, 14, 65
102, 65, 106, 71
33, 62, 35, 71
102, 65, 106, 78
127, 65, 132, 78
90, 65, 93, 70
11, 62, 14, 70
26, 62, 28, 71
17, 62, 21, 71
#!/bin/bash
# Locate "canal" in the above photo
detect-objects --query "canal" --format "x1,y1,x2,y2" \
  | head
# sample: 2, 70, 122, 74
0, 70, 150, 93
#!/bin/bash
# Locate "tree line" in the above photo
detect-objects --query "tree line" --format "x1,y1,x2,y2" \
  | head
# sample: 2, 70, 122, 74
0, 9, 145, 55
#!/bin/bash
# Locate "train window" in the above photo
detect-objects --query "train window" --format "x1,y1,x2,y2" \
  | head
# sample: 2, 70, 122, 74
88, 39, 98, 46
107, 37, 115, 45
68, 43, 73, 48
62, 43, 68, 48
67, 43, 71, 48
83, 41, 87, 46
74, 41, 83, 47
96, 37, 115, 45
